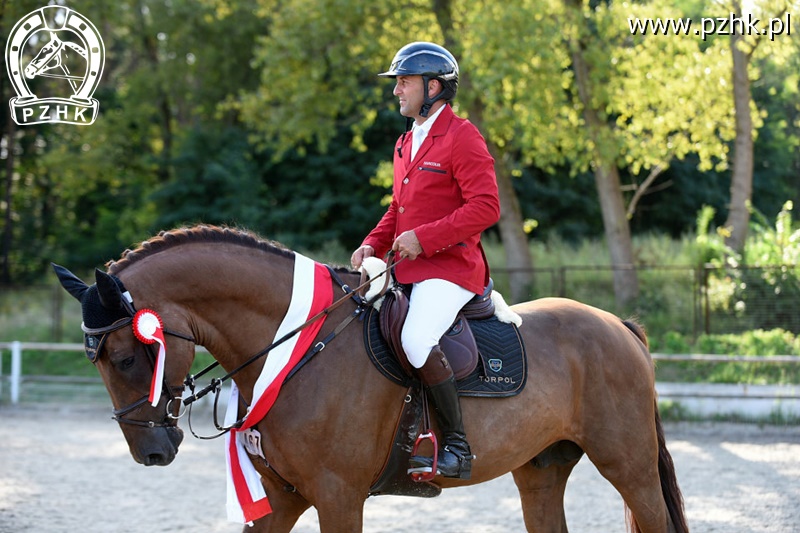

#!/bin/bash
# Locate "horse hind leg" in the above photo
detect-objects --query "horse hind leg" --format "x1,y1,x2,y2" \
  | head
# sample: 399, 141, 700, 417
513, 441, 584, 532
584, 409, 688, 533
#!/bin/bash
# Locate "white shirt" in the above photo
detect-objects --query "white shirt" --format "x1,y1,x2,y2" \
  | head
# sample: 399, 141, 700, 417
411, 104, 447, 160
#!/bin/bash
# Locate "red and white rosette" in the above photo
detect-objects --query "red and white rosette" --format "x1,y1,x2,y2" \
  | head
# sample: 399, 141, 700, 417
132, 309, 167, 407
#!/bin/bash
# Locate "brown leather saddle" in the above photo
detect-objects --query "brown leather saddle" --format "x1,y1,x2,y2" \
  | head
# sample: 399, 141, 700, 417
377, 280, 496, 380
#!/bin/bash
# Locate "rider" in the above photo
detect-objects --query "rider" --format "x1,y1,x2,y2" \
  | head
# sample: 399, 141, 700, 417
351, 42, 500, 479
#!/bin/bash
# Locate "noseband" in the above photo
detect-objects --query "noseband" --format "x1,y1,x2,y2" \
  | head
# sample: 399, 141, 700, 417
82, 309, 196, 429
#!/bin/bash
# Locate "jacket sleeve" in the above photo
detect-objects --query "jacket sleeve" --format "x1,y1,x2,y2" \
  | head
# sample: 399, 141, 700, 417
414, 124, 500, 256
362, 197, 398, 259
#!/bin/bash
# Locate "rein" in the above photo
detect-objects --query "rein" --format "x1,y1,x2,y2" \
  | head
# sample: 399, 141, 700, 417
181, 254, 401, 437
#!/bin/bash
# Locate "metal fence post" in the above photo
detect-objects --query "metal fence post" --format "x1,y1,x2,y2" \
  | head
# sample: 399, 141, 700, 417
11, 341, 21, 405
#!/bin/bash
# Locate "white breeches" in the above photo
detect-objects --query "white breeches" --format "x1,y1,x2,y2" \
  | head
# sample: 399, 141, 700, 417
401, 278, 476, 368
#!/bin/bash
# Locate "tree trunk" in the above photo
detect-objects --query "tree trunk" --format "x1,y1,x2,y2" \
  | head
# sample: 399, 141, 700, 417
594, 161, 638, 307
491, 145, 534, 303
724, 10, 754, 254
433, 0, 534, 303
137, 2, 172, 182
0, 10, 13, 284
564, 0, 638, 308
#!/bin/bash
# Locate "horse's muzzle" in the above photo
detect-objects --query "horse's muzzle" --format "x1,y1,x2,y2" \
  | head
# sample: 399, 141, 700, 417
131, 425, 184, 466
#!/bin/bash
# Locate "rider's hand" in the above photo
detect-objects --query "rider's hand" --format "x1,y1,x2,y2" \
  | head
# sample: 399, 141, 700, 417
392, 231, 422, 261
351, 245, 375, 269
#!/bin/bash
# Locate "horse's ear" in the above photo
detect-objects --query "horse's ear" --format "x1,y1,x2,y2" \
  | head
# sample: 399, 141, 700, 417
95, 269, 123, 310
52, 263, 88, 302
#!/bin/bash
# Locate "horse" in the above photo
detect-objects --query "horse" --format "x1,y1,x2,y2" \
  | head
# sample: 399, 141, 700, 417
53, 224, 688, 533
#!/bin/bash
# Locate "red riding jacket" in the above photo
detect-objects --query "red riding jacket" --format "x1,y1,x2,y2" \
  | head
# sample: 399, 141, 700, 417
362, 105, 500, 295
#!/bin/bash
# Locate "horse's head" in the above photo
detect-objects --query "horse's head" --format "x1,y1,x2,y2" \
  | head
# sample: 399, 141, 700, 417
52, 264, 196, 466
25, 32, 63, 80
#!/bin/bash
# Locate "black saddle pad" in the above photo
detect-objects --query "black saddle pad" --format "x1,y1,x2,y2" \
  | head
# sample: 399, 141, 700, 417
363, 306, 527, 397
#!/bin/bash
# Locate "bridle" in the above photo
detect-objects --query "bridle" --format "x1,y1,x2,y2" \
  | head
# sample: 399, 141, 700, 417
86, 255, 399, 433
81, 299, 196, 429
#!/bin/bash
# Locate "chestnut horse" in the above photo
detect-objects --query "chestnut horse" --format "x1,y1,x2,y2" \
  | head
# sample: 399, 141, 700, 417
54, 225, 688, 533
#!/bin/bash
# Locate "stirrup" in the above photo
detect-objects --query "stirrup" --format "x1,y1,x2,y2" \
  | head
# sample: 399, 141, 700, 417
408, 447, 474, 480
407, 430, 438, 482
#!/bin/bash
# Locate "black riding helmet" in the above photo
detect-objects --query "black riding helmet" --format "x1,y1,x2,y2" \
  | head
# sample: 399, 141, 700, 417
378, 42, 459, 118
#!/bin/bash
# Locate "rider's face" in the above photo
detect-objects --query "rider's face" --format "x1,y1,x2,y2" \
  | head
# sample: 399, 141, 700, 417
393, 76, 441, 123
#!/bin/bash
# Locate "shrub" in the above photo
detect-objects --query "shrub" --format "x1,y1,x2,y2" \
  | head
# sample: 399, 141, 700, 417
695, 328, 800, 356
694, 202, 800, 333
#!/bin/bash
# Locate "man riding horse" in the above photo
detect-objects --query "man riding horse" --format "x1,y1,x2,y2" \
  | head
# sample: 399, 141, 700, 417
351, 42, 500, 479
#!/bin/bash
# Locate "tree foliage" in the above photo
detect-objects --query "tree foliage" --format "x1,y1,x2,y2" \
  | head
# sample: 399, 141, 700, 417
0, 0, 797, 288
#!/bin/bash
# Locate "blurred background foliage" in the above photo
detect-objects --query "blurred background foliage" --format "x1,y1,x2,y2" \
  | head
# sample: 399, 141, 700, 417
0, 0, 797, 290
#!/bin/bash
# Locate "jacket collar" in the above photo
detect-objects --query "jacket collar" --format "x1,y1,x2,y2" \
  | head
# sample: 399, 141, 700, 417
410, 104, 453, 165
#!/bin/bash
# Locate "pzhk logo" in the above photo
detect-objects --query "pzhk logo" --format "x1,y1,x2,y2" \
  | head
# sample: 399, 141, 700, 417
6, 6, 105, 126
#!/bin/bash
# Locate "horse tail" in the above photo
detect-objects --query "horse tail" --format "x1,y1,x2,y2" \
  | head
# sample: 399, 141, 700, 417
651, 402, 690, 532
621, 318, 689, 533
621, 319, 649, 349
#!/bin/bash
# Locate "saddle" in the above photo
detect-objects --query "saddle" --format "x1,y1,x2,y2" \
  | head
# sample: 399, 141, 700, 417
378, 280, 496, 380
361, 272, 527, 498
366, 283, 526, 498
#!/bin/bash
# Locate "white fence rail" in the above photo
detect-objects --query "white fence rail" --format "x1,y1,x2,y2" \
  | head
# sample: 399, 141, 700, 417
0, 341, 83, 404
0, 341, 212, 404
2, 342, 800, 416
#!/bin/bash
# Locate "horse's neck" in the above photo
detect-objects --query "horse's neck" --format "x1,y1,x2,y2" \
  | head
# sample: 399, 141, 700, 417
63, 41, 87, 59
122, 245, 295, 376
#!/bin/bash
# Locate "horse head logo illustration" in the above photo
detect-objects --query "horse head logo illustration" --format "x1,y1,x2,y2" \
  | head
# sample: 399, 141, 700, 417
6, 6, 105, 126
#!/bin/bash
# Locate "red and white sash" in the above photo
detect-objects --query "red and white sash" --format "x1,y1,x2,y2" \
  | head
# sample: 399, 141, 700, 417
224, 253, 333, 524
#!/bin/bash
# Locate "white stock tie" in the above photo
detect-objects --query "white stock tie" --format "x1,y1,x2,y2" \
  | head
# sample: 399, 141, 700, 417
411, 126, 425, 161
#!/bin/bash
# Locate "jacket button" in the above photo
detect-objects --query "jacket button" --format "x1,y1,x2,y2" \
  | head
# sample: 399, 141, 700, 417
403, 178, 409, 184
399, 207, 405, 214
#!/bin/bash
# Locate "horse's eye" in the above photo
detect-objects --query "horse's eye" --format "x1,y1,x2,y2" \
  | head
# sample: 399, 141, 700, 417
119, 356, 136, 370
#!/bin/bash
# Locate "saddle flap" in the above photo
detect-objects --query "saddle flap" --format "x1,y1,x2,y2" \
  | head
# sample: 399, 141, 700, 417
378, 285, 479, 381
440, 314, 479, 381
378, 286, 415, 377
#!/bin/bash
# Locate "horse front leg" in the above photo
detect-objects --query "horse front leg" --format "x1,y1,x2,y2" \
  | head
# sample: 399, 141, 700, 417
304, 474, 368, 533
246, 475, 311, 533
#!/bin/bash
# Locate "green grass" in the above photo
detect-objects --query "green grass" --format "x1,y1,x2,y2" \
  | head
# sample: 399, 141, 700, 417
0, 285, 83, 343
654, 358, 800, 385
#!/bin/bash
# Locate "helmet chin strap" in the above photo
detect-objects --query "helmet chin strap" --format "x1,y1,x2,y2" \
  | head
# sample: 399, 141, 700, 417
419, 76, 447, 118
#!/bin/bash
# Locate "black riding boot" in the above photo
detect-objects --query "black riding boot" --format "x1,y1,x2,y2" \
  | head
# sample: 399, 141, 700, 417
409, 346, 473, 479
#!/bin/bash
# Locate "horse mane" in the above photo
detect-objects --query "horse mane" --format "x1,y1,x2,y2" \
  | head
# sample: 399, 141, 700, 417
106, 224, 294, 275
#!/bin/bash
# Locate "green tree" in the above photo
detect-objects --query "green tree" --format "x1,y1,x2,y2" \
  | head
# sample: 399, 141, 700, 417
1, 0, 267, 277
236, 0, 741, 308
494, 0, 734, 307
4, 0, 795, 296
721, 0, 798, 253
0, 0, 50, 281
236, 0, 539, 301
